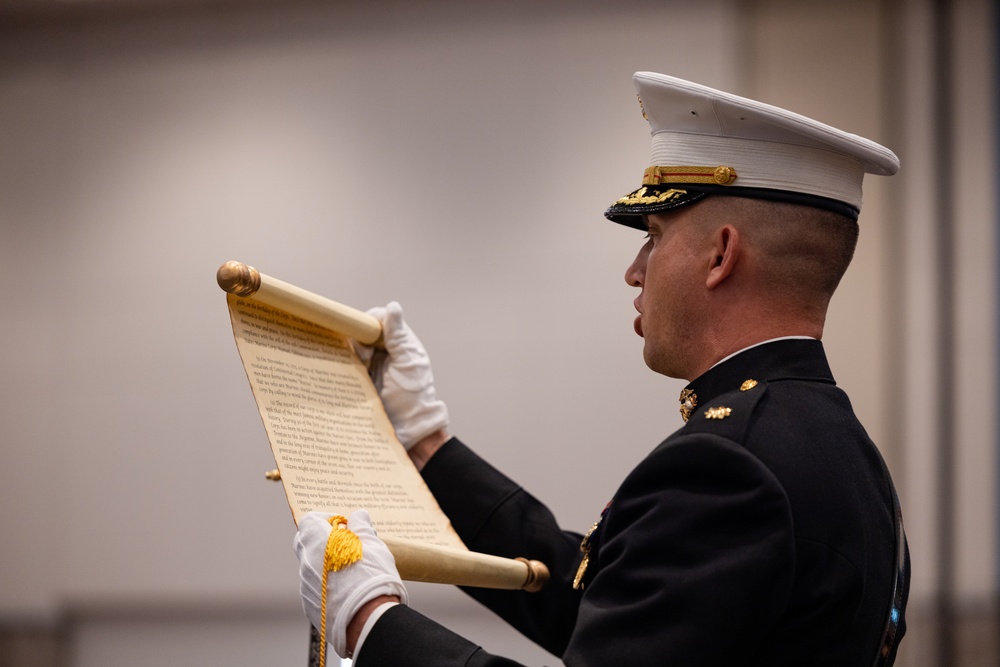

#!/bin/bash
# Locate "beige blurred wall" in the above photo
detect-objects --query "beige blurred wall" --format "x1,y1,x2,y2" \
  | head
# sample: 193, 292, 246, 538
0, 0, 995, 665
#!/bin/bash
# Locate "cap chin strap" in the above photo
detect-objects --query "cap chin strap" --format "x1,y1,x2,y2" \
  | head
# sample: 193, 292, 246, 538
694, 186, 861, 220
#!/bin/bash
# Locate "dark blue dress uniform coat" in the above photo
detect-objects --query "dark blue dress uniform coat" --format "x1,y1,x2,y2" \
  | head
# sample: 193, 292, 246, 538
357, 339, 909, 666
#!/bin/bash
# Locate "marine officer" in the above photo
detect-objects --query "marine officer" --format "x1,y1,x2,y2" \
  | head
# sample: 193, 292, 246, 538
294, 71, 909, 666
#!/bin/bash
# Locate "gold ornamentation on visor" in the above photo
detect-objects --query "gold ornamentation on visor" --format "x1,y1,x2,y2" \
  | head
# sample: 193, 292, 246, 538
615, 187, 689, 207
643, 165, 738, 186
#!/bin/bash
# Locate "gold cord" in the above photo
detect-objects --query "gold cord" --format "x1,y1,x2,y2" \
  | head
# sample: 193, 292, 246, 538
318, 515, 364, 667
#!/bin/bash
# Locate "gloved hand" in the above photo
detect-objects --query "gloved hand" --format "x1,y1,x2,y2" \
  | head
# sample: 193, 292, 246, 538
355, 301, 449, 449
294, 510, 409, 659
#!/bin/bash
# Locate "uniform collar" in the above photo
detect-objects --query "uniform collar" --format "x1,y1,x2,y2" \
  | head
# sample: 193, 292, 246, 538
678, 339, 835, 422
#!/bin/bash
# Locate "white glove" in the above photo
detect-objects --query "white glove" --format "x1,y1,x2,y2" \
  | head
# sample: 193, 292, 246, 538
356, 301, 449, 449
294, 510, 409, 659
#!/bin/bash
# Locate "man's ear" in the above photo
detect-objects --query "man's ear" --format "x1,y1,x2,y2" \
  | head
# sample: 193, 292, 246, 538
706, 224, 740, 289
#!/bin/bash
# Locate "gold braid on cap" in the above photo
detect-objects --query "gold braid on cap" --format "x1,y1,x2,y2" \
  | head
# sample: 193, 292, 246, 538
644, 165, 737, 186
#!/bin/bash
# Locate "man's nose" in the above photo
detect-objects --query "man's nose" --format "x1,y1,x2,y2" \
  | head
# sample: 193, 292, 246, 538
625, 246, 647, 287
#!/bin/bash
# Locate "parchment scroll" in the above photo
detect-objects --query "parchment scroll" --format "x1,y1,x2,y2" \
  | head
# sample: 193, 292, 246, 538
226, 293, 465, 550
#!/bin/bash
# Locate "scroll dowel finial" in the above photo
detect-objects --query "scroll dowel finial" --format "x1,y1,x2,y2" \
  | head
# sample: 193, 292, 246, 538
516, 558, 550, 592
217, 260, 383, 346
217, 260, 261, 297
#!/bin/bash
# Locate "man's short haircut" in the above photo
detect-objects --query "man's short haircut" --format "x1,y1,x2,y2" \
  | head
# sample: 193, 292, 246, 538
706, 196, 860, 300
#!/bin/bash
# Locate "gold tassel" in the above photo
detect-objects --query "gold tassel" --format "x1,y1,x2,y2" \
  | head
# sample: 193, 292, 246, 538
319, 515, 364, 667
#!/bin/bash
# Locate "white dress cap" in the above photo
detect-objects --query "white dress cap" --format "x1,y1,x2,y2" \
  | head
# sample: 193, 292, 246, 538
605, 72, 899, 229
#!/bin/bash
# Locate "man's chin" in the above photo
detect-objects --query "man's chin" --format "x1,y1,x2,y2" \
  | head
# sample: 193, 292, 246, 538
643, 343, 686, 380
642, 344, 658, 372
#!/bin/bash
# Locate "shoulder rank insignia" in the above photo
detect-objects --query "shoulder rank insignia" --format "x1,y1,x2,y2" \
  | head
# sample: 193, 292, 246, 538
704, 406, 732, 420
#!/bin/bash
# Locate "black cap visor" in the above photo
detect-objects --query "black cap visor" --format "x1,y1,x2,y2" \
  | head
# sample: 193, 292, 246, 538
605, 184, 860, 230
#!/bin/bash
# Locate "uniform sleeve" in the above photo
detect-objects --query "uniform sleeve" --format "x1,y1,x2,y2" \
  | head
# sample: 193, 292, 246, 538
421, 438, 586, 654
358, 434, 796, 667
356, 436, 580, 667
356, 604, 527, 667
562, 433, 795, 665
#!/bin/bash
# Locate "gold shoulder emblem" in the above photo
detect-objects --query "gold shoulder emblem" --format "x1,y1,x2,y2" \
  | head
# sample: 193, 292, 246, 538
704, 407, 732, 420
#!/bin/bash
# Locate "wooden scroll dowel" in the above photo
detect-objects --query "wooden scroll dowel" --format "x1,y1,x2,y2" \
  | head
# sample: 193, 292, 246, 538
381, 536, 549, 592
305, 536, 550, 667
216, 260, 383, 346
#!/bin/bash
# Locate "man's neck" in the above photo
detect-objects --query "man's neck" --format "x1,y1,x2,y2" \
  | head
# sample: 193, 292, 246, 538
688, 320, 825, 381
707, 335, 817, 372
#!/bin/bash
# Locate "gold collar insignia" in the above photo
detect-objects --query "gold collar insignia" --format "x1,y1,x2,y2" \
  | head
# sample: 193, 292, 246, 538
679, 388, 697, 422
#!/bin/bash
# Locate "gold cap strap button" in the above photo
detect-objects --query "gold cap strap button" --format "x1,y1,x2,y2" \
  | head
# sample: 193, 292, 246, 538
713, 165, 737, 185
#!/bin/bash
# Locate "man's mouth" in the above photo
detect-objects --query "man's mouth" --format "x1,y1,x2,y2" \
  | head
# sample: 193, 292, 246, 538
633, 298, 643, 337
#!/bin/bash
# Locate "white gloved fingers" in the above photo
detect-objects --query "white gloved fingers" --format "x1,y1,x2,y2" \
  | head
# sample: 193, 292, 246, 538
354, 302, 449, 449
329, 510, 408, 657
346, 508, 375, 537
381, 302, 407, 351
382, 303, 431, 392
351, 306, 387, 369
294, 512, 336, 626
295, 512, 335, 580
345, 510, 408, 605
293, 509, 409, 659
366, 306, 388, 323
